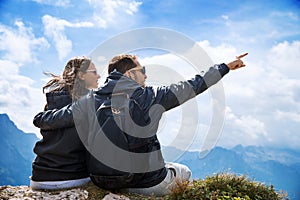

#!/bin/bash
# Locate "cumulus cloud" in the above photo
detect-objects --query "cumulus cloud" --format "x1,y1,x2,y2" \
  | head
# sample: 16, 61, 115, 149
139, 39, 300, 150
215, 40, 300, 149
268, 40, 300, 78
87, 0, 142, 28
0, 59, 44, 135
40, 0, 142, 60
219, 107, 269, 147
0, 21, 48, 134
197, 40, 239, 63
42, 15, 93, 60
0, 21, 49, 64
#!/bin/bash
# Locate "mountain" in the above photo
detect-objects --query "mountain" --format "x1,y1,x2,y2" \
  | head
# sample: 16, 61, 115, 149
0, 113, 39, 186
165, 145, 300, 200
1, 113, 300, 199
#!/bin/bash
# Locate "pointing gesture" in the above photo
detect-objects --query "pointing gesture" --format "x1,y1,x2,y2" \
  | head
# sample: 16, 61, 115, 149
236, 52, 248, 60
227, 52, 248, 70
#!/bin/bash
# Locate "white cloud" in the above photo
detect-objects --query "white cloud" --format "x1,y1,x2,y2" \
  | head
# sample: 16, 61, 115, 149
268, 40, 300, 79
127, 1, 141, 15
38, 1, 142, 60
144, 40, 300, 150
197, 40, 239, 64
0, 20, 49, 64
221, 15, 229, 20
97, 38, 300, 151
276, 110, 300, 122
248, 41, 300, 115
87, 0, 142, 28
140, 53, 198, 80
0, 59, 44, 135
0, 21, 49, 135
270, 11, 299, 21
32, 0, 71, 7
218, 107, 269, 147
42, 15, 93, 60
205, 40, 300, 149
214, 9, 300, 48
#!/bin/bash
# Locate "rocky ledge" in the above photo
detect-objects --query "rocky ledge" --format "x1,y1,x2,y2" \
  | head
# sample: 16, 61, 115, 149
0, 184, 131, 200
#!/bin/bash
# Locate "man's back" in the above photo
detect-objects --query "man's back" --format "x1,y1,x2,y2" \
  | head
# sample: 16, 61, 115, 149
74, 72, 167, 189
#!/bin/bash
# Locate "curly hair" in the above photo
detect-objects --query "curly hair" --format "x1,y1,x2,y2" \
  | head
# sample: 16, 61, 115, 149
43, 56, 91, 101
108, 54, 137, 74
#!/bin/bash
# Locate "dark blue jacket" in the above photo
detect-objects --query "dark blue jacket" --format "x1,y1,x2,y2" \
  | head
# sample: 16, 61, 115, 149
32, 90, 89, 181
33, 63, 229, 188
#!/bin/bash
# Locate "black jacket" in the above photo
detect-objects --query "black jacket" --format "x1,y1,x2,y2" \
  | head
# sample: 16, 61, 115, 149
33, 63, 229, 187
32, 90, 89, 181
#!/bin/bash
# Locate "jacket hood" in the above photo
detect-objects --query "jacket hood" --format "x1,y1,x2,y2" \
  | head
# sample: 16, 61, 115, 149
46, 88, 90, 109
46, 90, 72, 110
96, 71, 141, 97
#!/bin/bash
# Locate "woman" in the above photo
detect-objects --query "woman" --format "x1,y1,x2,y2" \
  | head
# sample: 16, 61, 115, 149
30, 56, 100, 190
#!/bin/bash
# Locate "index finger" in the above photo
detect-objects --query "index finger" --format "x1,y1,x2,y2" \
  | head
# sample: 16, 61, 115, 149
236, 52, 248, 59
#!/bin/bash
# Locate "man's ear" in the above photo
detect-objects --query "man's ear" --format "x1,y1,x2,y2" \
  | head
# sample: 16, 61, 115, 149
77, 71, 85, 80
124, 71, 130, 78
124, 71, 136, 81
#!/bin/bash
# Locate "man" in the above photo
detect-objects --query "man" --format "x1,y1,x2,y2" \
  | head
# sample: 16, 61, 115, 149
33, 53, 247, 196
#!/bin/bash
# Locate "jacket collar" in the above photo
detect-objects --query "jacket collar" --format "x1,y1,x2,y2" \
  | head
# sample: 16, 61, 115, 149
96, 71, 141, 96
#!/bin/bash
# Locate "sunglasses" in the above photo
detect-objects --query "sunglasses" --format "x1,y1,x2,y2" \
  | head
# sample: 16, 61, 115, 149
128, 66, 146, 74
85, 69, 98, 75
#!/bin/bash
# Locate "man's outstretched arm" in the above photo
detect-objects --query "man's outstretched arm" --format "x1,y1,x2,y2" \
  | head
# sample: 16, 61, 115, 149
33, 104, 74, 130
152, 53, 248, 111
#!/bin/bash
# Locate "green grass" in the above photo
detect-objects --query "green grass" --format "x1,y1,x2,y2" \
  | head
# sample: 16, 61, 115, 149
169, 173, 288, 200
83, 173, 289, 200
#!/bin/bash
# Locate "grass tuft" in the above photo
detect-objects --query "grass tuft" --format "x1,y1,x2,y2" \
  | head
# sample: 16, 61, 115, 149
169, 173, 288, 200
83, 173, 289, 199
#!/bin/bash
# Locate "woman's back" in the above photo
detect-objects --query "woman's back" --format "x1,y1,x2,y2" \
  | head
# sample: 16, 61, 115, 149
32, 90, 88, 181
30, 56, 100, 190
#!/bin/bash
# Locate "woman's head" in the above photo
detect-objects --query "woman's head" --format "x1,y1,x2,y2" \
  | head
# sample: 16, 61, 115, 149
43, 56, 100, 100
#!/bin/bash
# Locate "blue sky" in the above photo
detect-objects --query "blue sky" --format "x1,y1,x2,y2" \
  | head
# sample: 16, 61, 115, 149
0, 0, 300, 151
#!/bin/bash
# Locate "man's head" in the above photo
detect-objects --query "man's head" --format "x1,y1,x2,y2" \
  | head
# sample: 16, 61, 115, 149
108, 54, 147, 87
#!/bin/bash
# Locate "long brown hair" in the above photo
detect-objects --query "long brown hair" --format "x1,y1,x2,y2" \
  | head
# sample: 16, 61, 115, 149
43, 56, 91, 100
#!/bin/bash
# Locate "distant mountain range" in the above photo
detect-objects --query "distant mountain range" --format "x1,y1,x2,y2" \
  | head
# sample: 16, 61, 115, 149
163, 145, 300, 200
0, 113, 38, 186
1, 113, 299, 199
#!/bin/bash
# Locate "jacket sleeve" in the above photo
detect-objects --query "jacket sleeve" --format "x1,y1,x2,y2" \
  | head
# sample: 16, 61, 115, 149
33, 93, 92, 130
33, 104, 74, 130
154, 63, 229, 111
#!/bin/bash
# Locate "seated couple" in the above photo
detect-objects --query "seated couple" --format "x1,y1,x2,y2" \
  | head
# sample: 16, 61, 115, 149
31, 53, 247, 196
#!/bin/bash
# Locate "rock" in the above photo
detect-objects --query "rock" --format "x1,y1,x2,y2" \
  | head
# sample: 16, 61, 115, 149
0, 185, 89, 200
102, 192, 130, 200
